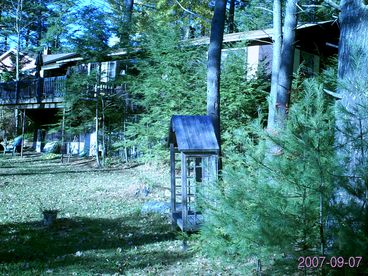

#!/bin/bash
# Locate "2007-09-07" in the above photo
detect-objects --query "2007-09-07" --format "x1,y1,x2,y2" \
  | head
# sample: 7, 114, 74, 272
298, 256, 363, 269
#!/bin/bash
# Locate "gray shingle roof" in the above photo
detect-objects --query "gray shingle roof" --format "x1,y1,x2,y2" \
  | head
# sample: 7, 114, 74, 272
169, 115, 219, 153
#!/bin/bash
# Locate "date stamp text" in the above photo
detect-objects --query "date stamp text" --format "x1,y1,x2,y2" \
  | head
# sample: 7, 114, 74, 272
298, 256, 363, 269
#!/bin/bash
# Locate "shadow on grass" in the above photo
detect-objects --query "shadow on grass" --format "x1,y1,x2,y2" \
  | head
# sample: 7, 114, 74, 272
0, 212, 187, 273
0, 167, 125, 177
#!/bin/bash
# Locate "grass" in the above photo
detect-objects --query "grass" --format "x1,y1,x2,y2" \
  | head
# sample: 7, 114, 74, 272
0, 153, 246, 275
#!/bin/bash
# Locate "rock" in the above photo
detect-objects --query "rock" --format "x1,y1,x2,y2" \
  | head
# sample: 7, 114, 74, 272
75, 251, 83, 257
142, 187, 150, 197
43, 141, 61, 153
135, 187, 151, 197
141, 201, 170, 215
13, 136, 22, 153
164, 189, 171, 197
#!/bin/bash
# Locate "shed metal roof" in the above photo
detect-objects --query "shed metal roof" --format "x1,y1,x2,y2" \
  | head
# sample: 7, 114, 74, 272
169, 115, 219, 153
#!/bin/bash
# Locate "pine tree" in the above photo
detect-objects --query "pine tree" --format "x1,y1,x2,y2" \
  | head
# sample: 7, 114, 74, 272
202, 79, 336, 273
330, 49, 368, 272
42, 0, 76, 52
69, 6, 112, 61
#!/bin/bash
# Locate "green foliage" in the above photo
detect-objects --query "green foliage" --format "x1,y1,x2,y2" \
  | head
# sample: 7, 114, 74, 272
0, 107, 16, 140
235, 0, 273, 31
41, 0, 76, 52
123, 23, 207, 159
329, 50, 368, 265
299, 0, 337, 24
69, 6, 112, 61
64, 68, 126, 143
202, 80, 336, 273
63, 72, 97, 134
138, 0, 212, 36
220, 50, 269, 163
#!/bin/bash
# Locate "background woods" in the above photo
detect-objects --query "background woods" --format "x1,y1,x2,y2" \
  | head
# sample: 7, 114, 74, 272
0, 0, 367, 274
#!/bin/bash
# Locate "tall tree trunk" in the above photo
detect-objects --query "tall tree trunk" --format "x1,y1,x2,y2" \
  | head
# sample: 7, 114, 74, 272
267, 0, 298, 130
267, 0, 282, 132
122, 0, 134, 46
335, 0, 368, 196
37, 0, 42, 46
207, 0, 226, 154
330, 0, 368, 257
275, 0, 298, 128
4, 35, 8, 52
228, 0, 236, 33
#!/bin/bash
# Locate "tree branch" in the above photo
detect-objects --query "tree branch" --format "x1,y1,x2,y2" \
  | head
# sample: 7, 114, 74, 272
255, 6, 274, 14
174, 0, 211, 23
323, 0, 341, 11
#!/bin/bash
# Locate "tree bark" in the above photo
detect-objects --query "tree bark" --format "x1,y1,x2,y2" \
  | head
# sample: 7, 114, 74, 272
335, 0, 368, 195
267, 0, 298, 130
122, 0, 134, 46
228, 0, 236, 33
275, 0, 298, 128
207, 0, 227, 152
16, 1, 22, 82
267, 0, 282, 132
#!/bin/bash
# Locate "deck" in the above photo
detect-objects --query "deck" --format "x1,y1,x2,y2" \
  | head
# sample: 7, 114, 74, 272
0, 76, 119, 109
0, 76, 66, 108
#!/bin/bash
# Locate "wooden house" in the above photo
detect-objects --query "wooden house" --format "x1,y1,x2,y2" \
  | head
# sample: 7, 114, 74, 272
192, 20, 339, 77
0, 49, 36, 80
0, 48, 129, 155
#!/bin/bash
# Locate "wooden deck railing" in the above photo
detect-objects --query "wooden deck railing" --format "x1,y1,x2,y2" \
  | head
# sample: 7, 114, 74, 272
0, 76, 67, 105
0, 76, 122, 107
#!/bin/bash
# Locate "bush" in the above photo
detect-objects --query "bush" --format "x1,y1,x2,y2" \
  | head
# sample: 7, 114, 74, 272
201, 80, 336, 273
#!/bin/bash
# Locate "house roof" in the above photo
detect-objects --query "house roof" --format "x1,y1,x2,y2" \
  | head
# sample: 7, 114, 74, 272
0, 49, 16, 61
168, 115, 219, 153
42, 52, 80, 65
0, 48, 36, 73
42, 49, 131, 66
190, 20, 337, 45
0, 48, 35, 62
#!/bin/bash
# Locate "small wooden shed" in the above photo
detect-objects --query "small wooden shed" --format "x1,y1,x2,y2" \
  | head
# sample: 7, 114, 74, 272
168, 115, 219, 231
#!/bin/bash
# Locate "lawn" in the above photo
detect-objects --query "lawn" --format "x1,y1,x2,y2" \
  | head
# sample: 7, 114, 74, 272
0, 154, 246, 275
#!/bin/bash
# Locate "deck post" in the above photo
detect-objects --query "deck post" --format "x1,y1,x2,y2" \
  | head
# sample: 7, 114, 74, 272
170, 143, 176, 226
36, 77, 43, 102
181, 152, 187, 231
15, 81, 19, 104
61, 108, 66, 163
20, 109, 26, 157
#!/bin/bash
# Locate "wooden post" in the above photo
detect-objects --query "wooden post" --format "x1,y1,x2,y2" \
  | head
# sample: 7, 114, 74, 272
95, 96, 100, 167
181, 152, 187, 231
14, 108, 18, 137
20, 109, 26, 157
15, 81, 19, 104
170, 143, 176, 226
95, 63, 101, 167
61, 108, 66, 163
124, 119, 128, 162
101, 96, 105, 166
